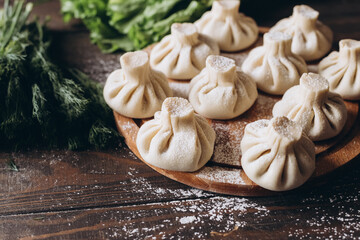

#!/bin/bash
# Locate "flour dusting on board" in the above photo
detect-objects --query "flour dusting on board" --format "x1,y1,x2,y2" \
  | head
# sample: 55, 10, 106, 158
195, 166, 245, 185
124, 167, 212, 199
106, 196, 269, 239
211, 122, 243, 166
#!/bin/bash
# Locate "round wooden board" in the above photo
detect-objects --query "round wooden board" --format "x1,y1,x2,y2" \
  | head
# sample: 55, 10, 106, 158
114, 28, 360, 196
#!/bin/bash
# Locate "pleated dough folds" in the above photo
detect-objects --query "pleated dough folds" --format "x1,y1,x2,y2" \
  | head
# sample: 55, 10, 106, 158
270, 4, 333, 61
189, 55, 258, 119
319, 39, 360, 100
103, 51, 172, 118
150, 23, 219, 80
242, 31, 307, 95
136, 97, 216, 172
241, 116, 315, 191
195, 0, 258, 52
273, 73, 347, 141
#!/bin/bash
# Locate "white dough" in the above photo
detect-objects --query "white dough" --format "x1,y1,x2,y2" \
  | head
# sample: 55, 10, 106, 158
103, 51, 172, 118
273, 73, 347, 141
241, 31, 307, 95
241, 116, 315, 191
270, 5, 333, 61
136, 97, 216, 172
319, 39, 360, 100
150, 23, 219, 80
195, 0, 258, 52
189, 55, 258, 119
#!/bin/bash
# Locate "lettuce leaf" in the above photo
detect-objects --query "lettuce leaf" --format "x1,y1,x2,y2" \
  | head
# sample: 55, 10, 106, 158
60, 0, 213, 52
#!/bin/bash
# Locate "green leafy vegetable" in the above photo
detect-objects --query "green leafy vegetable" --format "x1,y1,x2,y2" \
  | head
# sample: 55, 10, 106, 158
0, 0, 120, 150
6, 159, 19, 171
60, 0, 213, 52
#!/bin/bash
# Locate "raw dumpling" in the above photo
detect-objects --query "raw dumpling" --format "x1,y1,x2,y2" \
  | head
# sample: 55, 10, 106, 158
241, 31, 307, 95
150, 23, 219, 80
241, 116, 315, 191
195, 0, 258, 52
189, 55, 258, 119
273, 73, 347, 141
103, 51, 172, 118
319, 39, 360, 100
270, 4, 333, 61
136, 97, 216, 172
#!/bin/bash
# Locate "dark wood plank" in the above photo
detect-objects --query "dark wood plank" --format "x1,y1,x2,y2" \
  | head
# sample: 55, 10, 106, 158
51, 31, 119, 84
0, 0, 359, 239
0, 149, 214, 215
1, 159, 359, 240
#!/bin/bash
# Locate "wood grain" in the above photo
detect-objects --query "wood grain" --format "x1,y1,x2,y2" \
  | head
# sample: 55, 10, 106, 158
1, 159, 359, 240
1, 0, 359, 239
115, 32, 360, 196
0, 149, 215, 215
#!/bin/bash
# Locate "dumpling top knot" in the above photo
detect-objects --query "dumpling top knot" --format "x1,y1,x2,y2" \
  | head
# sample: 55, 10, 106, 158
263, 31, 293, 55
212, 0, 240, 17
293, 5, 319, 28
121, 51, 148, 68
207, 55, 235, 72
120, 51, 149, 81
162, 97, 193, 117
195, 0, 258, 52
271, 116, 302, 143
300, 73, 329, 102
171, 23, 199, 46
340, 39, 360, 49
206, 55, 237, 85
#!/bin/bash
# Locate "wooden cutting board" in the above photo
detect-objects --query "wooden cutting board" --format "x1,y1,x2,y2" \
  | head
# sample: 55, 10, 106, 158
114, 28, 360, 196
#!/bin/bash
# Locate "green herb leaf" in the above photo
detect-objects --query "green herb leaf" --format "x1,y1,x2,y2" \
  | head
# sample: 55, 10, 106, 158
0, 1, 121, 150
60, 0, 214, 52
6, 159, 19, 172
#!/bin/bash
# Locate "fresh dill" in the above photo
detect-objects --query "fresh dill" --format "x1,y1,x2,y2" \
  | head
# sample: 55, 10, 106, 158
0, 0, 120, 150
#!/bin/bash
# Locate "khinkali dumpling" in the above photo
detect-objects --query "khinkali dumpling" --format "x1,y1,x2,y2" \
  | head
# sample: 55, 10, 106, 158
136, 97, 216, 172
273, 73, 347, 141
270, 5, 333, 61
319, 39, 360, 100
195, 0, 258, 52
241, 116, 315, 191
150, 23, 219, 80
103, 51, 173, 118
241, 31, 307, 95
189, 55, 258, 119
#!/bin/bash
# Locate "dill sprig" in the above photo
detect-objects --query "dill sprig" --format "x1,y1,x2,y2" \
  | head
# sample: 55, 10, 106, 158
0, 0, 120, 150
6, 158, 19, 171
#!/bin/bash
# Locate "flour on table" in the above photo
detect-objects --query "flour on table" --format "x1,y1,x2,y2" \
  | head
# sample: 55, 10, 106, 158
196, 166, 245, 185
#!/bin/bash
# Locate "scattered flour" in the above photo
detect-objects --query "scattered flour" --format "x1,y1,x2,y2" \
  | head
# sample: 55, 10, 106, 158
105, 196, 270, 239
179, 216, 197, 224
196, 166, 245, 185
211, 122, 243, 166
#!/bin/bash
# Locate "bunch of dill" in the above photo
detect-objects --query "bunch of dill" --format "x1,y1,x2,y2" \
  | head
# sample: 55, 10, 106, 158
0, 0, 120, 150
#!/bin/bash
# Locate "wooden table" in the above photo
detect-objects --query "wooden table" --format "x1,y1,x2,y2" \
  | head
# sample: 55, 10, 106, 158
1, 1, 359, 239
